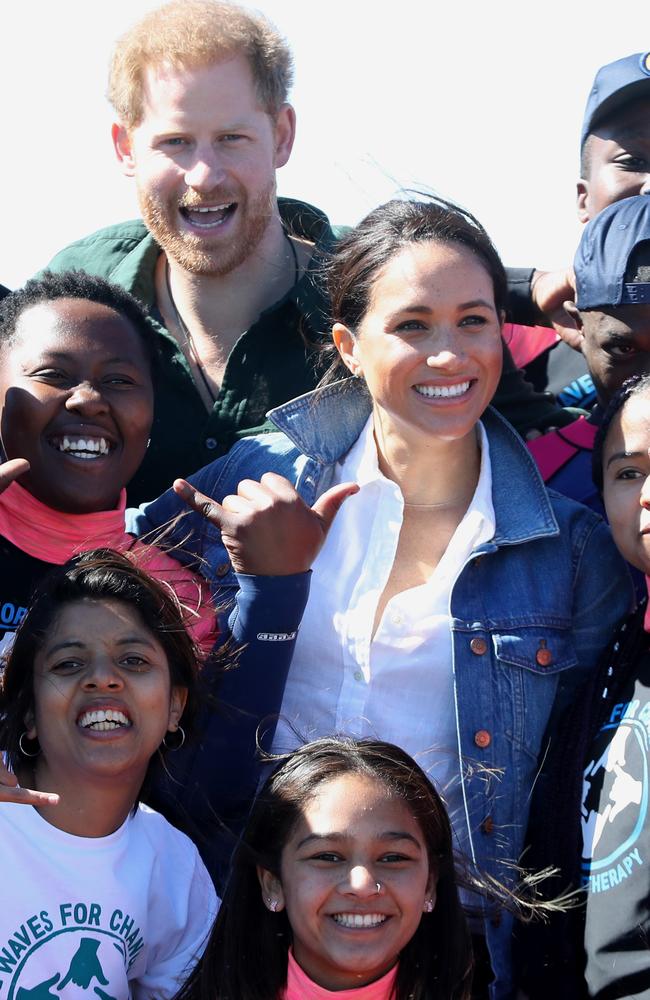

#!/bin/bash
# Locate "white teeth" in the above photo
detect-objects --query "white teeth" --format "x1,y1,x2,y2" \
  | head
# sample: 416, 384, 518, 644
57, 437, 110, 457
193, 203, 230, 212
332, 913, 387, 928
79, 709, 130, 730
415, 381, 471, 398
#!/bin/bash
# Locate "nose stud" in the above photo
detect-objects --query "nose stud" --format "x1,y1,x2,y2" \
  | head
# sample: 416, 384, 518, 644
375, 881, 382, 893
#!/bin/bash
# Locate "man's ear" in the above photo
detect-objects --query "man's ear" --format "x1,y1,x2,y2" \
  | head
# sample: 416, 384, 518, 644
561, 301, 586, 353
257, 866, 286, 912
576, 179, 590, 225
112, 123, 137, 177
332, 322, 362, 377
273, 104, 296, 170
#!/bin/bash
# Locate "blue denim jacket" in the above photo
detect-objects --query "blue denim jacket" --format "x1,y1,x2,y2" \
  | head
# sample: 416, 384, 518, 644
131, 379, 632, 998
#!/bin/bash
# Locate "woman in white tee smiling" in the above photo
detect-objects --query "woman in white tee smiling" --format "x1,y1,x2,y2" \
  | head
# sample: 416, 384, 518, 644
0, 549, 217, 999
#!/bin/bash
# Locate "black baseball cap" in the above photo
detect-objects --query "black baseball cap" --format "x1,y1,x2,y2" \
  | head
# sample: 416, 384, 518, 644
575, 195, 650, 309
581, 52, 650, 150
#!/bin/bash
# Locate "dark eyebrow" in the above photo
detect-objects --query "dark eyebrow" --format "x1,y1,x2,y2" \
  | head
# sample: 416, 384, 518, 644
606, 450, 644, 469
27, 352, 137, 365
46, 640, 85, 656
458, 299, 496, 311
401, 299, 494, 313
44, 636, 157, 656
296, 830, 422, 849
387, 299, 495, 322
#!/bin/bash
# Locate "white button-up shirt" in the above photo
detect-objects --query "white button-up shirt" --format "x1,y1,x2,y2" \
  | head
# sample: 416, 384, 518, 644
273, 417, 495, 833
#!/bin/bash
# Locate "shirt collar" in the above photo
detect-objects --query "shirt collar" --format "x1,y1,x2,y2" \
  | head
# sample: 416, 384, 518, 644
339, 415, 494, 535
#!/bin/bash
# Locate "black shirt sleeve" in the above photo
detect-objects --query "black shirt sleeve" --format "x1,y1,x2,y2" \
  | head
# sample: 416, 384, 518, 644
506, 267, 541, 326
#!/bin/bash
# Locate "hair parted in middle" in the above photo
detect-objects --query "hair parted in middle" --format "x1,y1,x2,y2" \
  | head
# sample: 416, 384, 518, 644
0, 548, 201, 777
108, 0, 294, 129
174, 737, 473, 1000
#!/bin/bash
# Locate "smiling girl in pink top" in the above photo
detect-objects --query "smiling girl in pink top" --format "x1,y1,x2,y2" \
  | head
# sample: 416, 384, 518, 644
175, 738, 507, 1000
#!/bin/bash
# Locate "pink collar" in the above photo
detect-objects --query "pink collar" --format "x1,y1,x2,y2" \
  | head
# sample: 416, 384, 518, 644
284, 950, 398, 1000
0, 481, 129, 564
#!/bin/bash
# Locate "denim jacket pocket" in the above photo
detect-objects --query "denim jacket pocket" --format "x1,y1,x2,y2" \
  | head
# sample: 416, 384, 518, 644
493, 626, 579, 761
493, 627, 578, 676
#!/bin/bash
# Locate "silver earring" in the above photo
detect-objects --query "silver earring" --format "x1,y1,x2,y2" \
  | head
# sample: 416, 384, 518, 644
162, 726, 186, 751
423, 899, 434, 913
19, 732, 40, 758
267, 897, 278, 912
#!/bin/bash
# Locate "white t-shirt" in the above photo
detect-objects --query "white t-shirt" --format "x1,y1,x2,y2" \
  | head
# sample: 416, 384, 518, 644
0, 800, 218, 1000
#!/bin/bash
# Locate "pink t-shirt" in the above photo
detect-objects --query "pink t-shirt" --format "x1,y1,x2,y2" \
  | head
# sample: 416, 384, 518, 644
283, 950, 398, 1000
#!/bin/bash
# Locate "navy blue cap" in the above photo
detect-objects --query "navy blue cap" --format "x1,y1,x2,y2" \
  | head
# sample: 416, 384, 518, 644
581, 52, 650, 150
575, 195, 650, 309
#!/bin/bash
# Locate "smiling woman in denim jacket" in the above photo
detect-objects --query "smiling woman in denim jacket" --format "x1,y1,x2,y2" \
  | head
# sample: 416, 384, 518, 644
131, 198, 632, 998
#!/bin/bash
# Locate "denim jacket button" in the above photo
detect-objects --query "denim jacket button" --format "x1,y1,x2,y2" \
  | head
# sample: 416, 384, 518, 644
470, 637, 488, 656
215, 561, 231, 578
536, 641, 553, 667
474, 729, 491, 749
481, 815, 494, 834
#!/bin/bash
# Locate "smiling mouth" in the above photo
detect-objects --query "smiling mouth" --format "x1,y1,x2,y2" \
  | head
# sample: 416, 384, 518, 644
49, 436, 112, 460
78, 709, 131, 732
180, 202, 236, 228
414, 380, 473, 399
332, 913, 388, 929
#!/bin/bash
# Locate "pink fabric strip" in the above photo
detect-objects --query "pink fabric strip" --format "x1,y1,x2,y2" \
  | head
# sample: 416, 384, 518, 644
0, 480, 217, 652
0, 480, 129, 563
504, 322, 558, 369
283, 950, 398, 1000
644, 579, 650, 632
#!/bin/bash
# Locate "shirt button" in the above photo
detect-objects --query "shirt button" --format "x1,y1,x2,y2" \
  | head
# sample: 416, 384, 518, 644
205, 437, 218, 450
474, 730, 491, 749
536, 641, 553, 667
354, 670, 363, 682
470, 637, 488, 656
481, 815, 494, 834
215, 561, 230, 578
392, 613, 403, 626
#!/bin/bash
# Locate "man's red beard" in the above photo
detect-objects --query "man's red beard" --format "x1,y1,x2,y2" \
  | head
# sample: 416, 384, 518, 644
138, 180, 277, 276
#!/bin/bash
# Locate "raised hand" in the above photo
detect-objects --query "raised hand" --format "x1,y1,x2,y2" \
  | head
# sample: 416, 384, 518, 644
173, 472, 359, 575
530, 268, 582, 350
0, 755, 59, 807
0, 458, 29, 494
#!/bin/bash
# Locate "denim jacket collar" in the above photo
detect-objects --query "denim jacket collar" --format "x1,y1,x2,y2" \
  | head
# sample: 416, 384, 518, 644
268, 377, 559, 547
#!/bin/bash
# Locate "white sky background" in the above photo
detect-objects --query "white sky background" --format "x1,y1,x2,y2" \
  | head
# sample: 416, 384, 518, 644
0, 0, 645, 288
